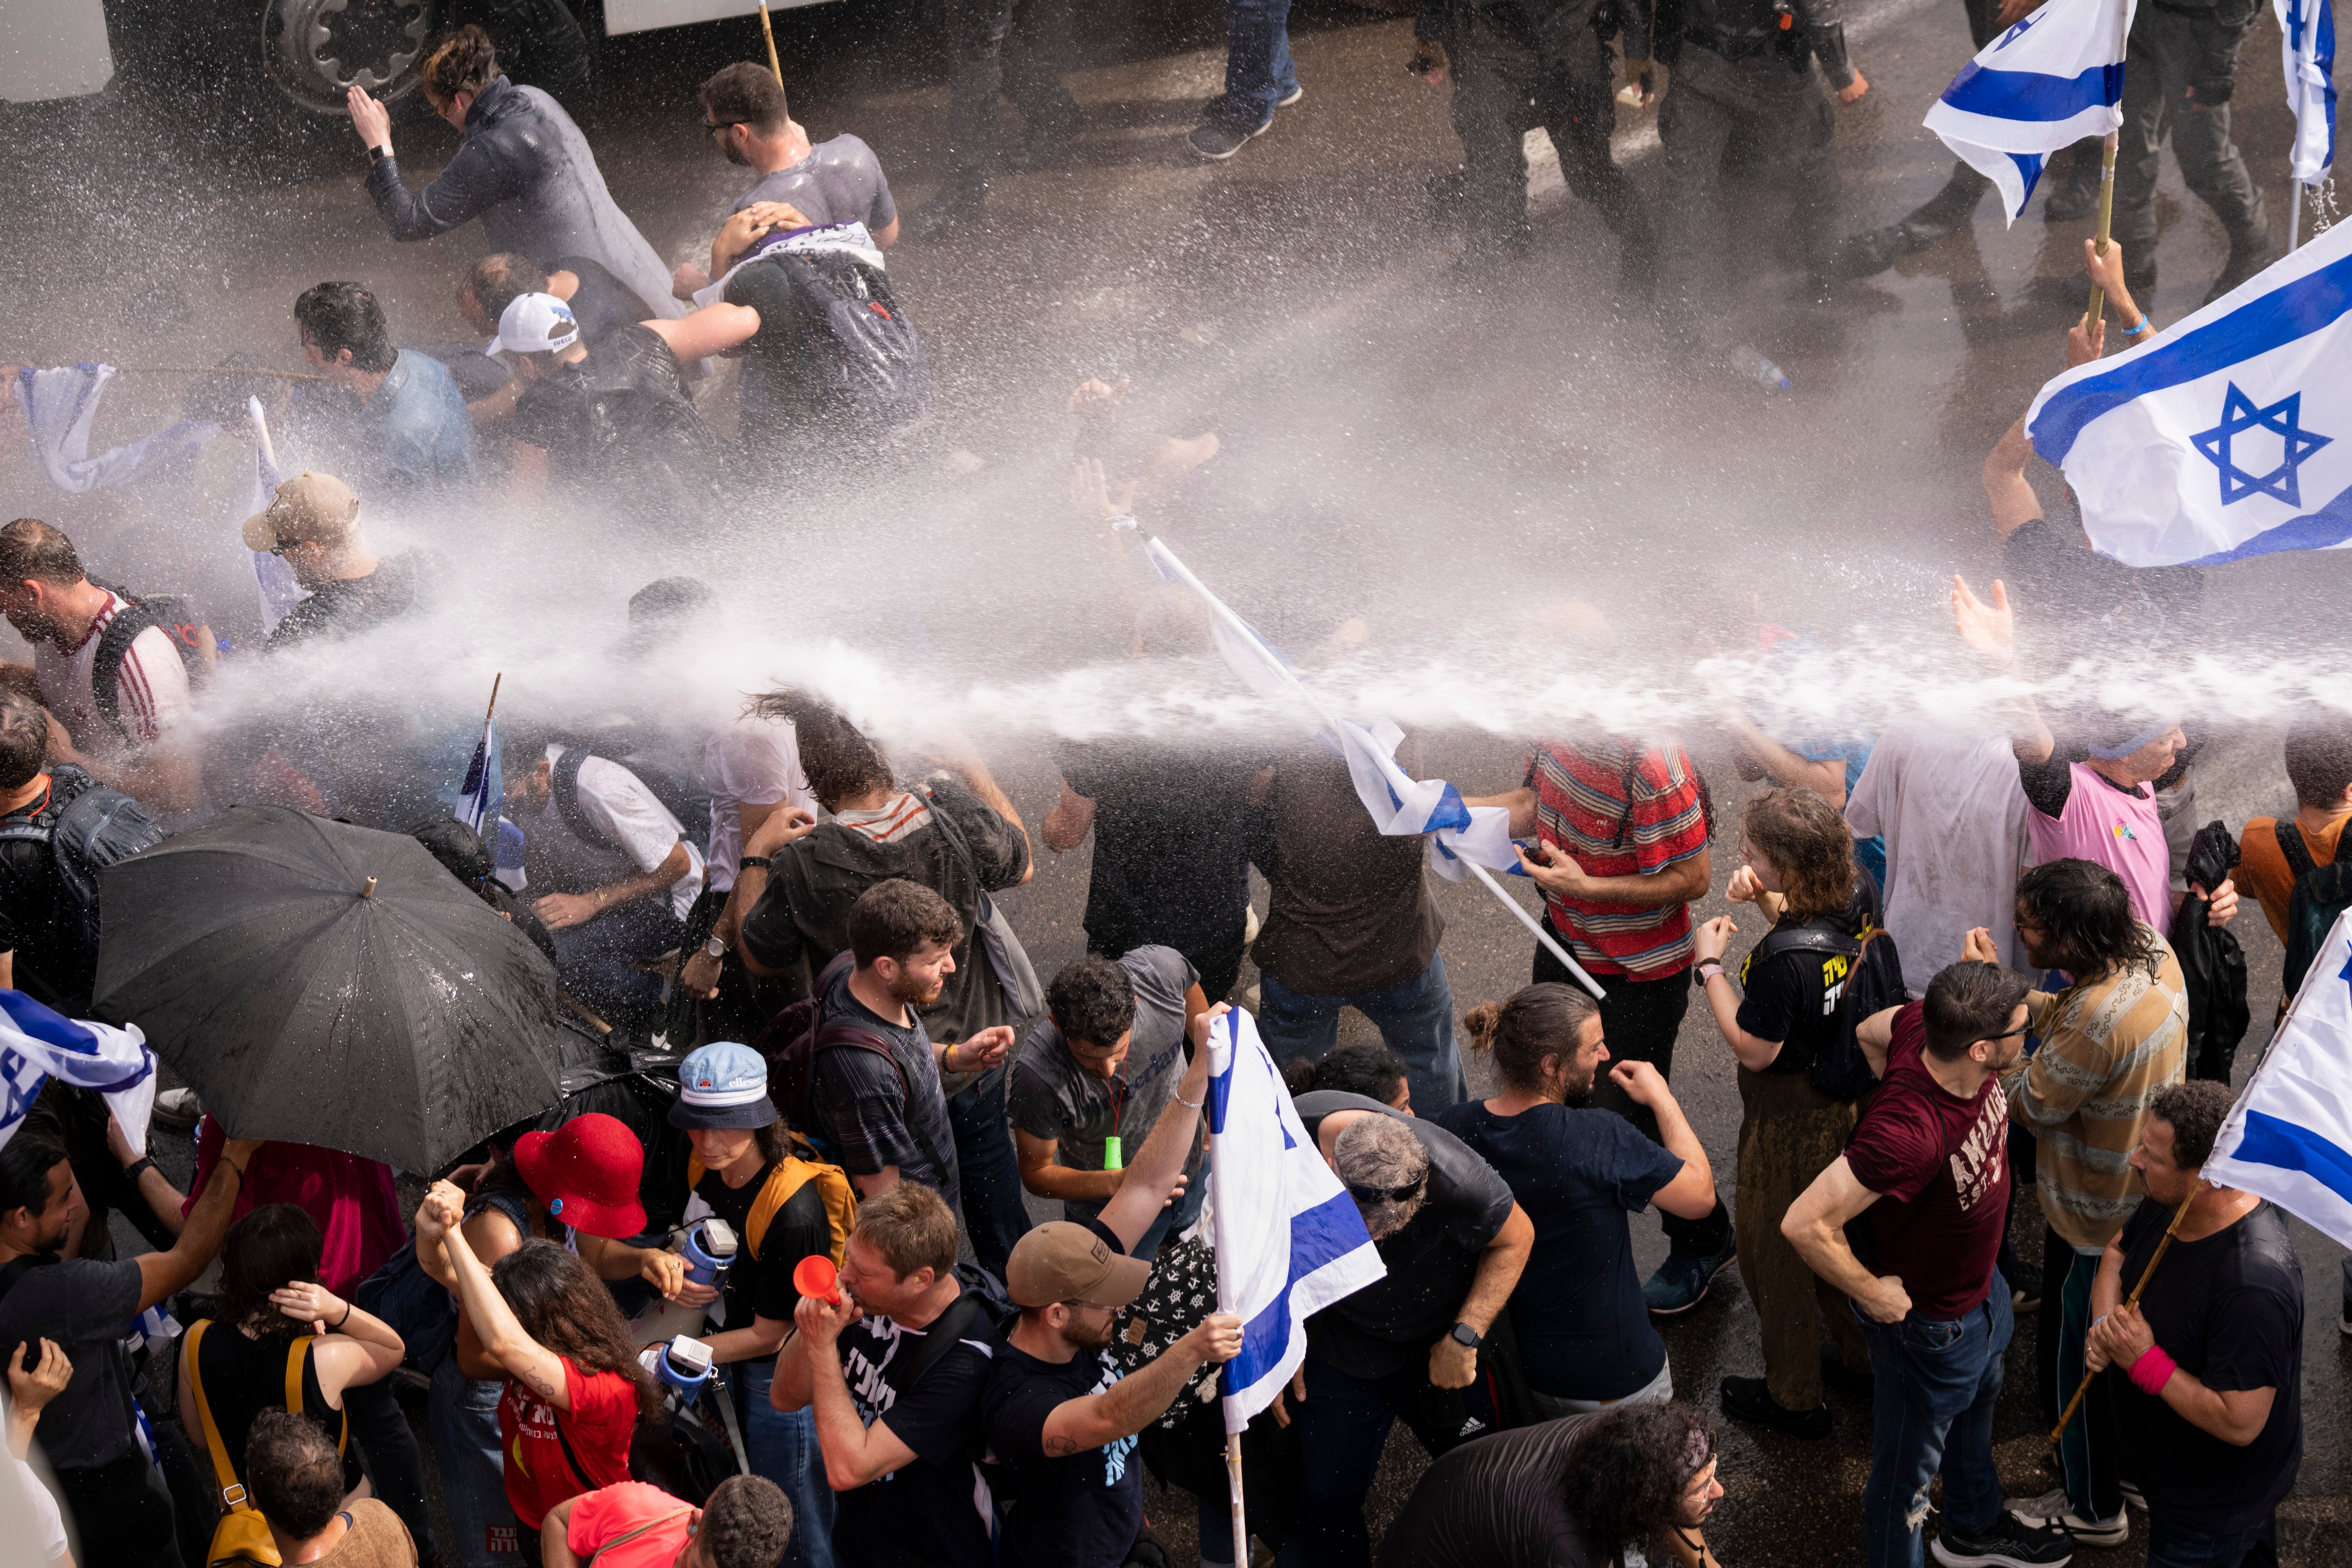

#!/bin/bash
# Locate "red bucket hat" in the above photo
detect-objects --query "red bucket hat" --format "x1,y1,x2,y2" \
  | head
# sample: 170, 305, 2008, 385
512, 1113, 648, 1240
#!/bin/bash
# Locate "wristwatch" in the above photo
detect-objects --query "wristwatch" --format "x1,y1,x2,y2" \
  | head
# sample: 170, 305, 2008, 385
702, 936, 729, 961
1693, 961, 1726, 989
1447, 1323, 1482, 1351
368, 144, 392, 163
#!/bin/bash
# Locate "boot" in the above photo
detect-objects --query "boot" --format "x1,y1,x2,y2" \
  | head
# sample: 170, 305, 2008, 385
2042, 145, 2102, 221
1898, 161, 1991, 248
2203, 227, 2282, 304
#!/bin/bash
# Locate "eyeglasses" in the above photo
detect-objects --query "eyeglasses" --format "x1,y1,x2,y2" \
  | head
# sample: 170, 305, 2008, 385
1972, 1023, 2029, 1048
1345, 1176, 1426, 1205
704, 118, 748, 134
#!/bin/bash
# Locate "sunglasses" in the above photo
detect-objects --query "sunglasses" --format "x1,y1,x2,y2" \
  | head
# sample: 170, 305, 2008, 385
1973, 1023, 2029, 1048
1346, 1176, 1426, 1205
704, 117, 748, 133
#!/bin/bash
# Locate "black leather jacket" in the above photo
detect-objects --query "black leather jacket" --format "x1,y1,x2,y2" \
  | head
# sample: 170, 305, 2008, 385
1656, 0, 1854, 86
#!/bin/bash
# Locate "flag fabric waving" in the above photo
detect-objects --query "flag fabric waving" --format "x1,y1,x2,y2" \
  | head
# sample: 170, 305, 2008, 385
455, 710, 501, 838
2278, 0, 2338, 188
1923, 0, 2137, 222
2201, 907, 2352, 1246
1206, 1008, 1385, 1433
2025, 214, 2352, 566
245, 397, 304, 634
0, 990, 158, 1155
12, 364, 220, 494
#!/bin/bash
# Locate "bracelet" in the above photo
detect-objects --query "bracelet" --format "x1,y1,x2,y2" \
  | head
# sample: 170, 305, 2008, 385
122, 1155, 157, 1185
1175, 1090, 1206, 1110
333, 1302, 353, 1330
1107, 513, 1139, 532
2120, 314, 2153, 337
2127, 1343, 2177, 1397
222, 1159, 247, 1185
739, 856, 771, 870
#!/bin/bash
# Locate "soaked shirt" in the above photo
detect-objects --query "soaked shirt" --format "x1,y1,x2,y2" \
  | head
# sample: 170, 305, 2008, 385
730, 134, 898, 231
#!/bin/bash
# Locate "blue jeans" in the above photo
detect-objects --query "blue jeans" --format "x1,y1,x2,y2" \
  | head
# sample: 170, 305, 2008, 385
546, 896, 686, 1026
947, 1065, 1033, 1277
2147, 1512, 2278, 1568
1855, 1281, 2013, 1568
1214, 0, 1297, 129
431, 1355, 521, 1567
1294, 1342, 1499, 1568
733, 1358, 835, 1568
1256, 954, 1467, 1115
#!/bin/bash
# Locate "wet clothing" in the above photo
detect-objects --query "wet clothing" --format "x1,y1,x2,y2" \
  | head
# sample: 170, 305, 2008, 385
264, 550, 430, 651
1374, 1413, 1603, 1568
1252, 741, 1443, 998
496, 1356, 637, 1528
0, 773, 93, 1012
551, 255, 657, 346
1734, 875, 1883, 1078
366, 76, 679, 321
732, 135, 900, 233
341, 347, 475, 504
506, 325, 724, 526
938, 0, 1079, 190
2017, 754, 2174, 931
0, 1256, 144, 1473
2238, 813, 2346, 942
812, 965, 962, 1208
1523, 740, 1710, 980
2113, 0, 2267, 289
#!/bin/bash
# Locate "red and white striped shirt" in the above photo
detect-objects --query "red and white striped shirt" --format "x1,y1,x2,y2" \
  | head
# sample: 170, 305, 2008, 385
34, 592, 194, 749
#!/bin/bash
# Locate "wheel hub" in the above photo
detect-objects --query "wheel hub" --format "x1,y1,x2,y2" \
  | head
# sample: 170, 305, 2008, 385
266, 0, 433, 114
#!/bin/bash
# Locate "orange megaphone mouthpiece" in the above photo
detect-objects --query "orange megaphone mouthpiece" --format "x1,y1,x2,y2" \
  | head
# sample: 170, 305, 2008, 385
795, 1254, 844, 1305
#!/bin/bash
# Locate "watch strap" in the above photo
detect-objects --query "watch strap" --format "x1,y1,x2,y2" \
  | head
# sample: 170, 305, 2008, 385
738, 855, 771, 870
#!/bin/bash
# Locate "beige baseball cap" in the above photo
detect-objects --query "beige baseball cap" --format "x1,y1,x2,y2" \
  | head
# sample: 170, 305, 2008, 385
242, 472, 360, 552
1005, 1221, 1151, 1310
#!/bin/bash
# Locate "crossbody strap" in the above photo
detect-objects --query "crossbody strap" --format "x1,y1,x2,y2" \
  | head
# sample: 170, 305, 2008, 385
185, 1322, 254, 1512
587, 1508, 694, 1566
895, 1291, 986, 1394
2277, 818, 2322, 882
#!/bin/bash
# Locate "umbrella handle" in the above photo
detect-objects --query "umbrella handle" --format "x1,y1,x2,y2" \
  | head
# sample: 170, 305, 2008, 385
361, 877, 377, 899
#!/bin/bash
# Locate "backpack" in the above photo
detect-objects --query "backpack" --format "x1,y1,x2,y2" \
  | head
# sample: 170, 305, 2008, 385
0, 764, 169, 970
751, 952, 954, 1181
90, 585, 216, 741
725, 247, 934, 436
184, 1319, 342, 1567
684, 1136, 856, 1272
2276, 820, 2352, 998
551, 745, 712, 859
1744, 921, 1907, 1102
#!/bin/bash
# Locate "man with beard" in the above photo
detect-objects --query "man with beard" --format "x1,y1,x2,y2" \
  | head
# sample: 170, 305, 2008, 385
0, 1127, 264, 1566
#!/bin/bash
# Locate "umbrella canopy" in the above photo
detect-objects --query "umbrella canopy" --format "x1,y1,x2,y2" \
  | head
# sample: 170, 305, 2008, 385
93, 806, 567, 1172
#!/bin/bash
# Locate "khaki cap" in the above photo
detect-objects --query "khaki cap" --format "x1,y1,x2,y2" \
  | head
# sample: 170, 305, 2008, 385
242, 472, 359, 552
1005, 1221, 1151, 1310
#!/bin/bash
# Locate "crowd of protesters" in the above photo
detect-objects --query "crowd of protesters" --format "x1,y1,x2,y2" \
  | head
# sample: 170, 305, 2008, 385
0, 13, 2338, 1568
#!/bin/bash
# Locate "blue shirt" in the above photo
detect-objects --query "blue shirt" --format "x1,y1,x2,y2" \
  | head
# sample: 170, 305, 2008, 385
353, 348, 475, 501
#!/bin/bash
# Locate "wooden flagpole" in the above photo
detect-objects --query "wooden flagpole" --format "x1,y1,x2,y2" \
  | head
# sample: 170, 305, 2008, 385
483, 671, 503, 728
758, 0, 784, 88
1228, 1433, 1249, 1568
2047, 1177, 2202, 1444
2083, 0, 2127, 327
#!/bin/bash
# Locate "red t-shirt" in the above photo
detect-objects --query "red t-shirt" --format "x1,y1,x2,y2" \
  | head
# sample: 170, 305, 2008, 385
565, 1481, 695, 1567
1842, 1003, 2011, 1321
496, 1356, 638, 1528
1525, 741, 1711, 979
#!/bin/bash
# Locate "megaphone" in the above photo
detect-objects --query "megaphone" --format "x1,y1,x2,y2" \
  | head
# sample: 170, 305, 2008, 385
794, 1254, 845, 1306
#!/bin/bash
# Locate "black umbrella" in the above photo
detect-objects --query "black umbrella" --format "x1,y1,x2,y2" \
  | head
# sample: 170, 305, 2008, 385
93, 805, 567, 1172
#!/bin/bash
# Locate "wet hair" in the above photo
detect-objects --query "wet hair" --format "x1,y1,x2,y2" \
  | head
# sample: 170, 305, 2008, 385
1741, 787, 1858, 920
852, 1181, 958, 1281
1561, 1401, 1719, 1568
0, 1131, 67, 1228
245, 1409, 345, 1539
700, 61, 790, 131
2285, 719, 2352, 810
489, 1241, 662, 1419
845, 879, 963, 969
702, 1474, 796, 1568
1920, 962, 2032, 1063
1308, 1042, 1412, 1107
293, 283, 396, 376
215, 1204, 323, 1341
2016, 859, 2159, 979
0, 687, 47, 791
2150, 1080, 2235, 1171
422, 25, 499, 107
1462, 983, 1601, 1096
745, 689, 891, 808
1047, 956, 1136, 1049
0, 519, 85, 589
464, 253, 548, 325
1332, 1115, 1428, 1238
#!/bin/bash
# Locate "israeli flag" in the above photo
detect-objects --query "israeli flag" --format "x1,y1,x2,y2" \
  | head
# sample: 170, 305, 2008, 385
1205, 1009, 1385, 1432
1923, 0, 2137, 223
2201, 907, 2352, 1246
245, 398, 303, 634
455, 710, 501, 840
0, 991, 158, 1155
2026, 217, 2352, 565
11, 364, 219, 493
2278, 0, 2337, 187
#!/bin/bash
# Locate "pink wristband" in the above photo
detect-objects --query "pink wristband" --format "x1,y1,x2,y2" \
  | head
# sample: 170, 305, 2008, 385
2127, 1344, 2177, 1397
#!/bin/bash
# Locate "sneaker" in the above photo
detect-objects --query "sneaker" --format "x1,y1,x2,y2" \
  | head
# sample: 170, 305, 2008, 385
1187, 115, 1273, 161
2006, 1489, 2127, 1548
2118, 1480, 2146, 1512
1643, 1245, 1735, 1315
152, 1086, 203, 1130
1275, 83, 1305, 108
2008, 1262, 2044, 1314
1199, 86, 1303, 117
1932, 1512, 2077, 1568
1719, 1375, 1832, 1439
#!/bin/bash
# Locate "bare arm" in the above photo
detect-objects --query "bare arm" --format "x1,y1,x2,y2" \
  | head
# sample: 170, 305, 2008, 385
1517, 842, 1712, 909
539, 1495, 585, 1568
137, 1138, 263, 1312
1458, 1205, 1532, 1337
1691, 921, 1788, 1073
1950, 576, 2055, 764
1855, 1004, 1898, 1080
1042, 781, 1096, 854
1015, 1129, 1125, 1204
1608, 1061, 1715, 1218
1459, 786, 1537, 837
1039, 1315, 1241, 1454
1983, 416, 2043, 541
642, 303, 762, 365
792, 1293, 923, 1489
701, 1314, 791, 1365
851, 1167, 901, 1200
2091, 1304, 2274, 1443
426, 1183, 579, 1409
107, 1114, 185, 1240
1095, 1011, 1218, 1250
872, 216, 900, 249
574, 1233, 687, 1302
1782, 1156, 1910, 1323
1720, 713, 1848, 807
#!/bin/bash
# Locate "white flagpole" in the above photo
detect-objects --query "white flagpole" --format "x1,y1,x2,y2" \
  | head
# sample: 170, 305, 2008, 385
2292, 180, 2304, 250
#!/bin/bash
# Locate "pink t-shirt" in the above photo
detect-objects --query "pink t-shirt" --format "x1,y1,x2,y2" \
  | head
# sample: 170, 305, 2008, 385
2026, 763, 2171, 930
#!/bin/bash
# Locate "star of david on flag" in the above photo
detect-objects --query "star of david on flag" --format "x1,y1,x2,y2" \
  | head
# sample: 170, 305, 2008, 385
2025, 210, 2352, 566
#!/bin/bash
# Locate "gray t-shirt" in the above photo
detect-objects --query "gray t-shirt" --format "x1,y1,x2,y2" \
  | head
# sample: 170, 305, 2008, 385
1008, 946, 1198, 1225
0, 1257, 143, 1471
730, 134, 898, 232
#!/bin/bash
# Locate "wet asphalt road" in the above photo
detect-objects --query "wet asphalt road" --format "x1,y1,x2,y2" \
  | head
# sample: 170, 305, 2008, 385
28, 0, 2352, 1560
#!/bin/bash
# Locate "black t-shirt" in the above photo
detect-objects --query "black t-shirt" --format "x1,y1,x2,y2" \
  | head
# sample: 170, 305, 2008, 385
1057, 738, 1257, 970
263, 550, 426, 650
0, 774, 89, 1012
1294, 1092, 1516, 1379
832, 1276, 1005, 1568
507, 324, 718, 514
689, 1161, 834, 1331
1735, 874, 1883, 1076
1376, 1413, 1602, 1568
1429, 1101, 1680, 1400
553, 255, 657, 341
982, 1342, 1141, 1568
812, 967, 961, 1209
0, 1256, 144, 1471
2112, 1198, 2303, 1532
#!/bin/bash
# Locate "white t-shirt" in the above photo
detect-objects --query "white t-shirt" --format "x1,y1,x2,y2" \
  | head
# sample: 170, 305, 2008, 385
532, 744, 705, 921
702, 718, 816, 895
33, 592, 195, 751
1844, 719, 2035, 997
0, 1392, 70, 1566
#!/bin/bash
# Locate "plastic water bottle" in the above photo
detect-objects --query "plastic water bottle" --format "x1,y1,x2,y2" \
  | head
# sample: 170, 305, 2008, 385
682, 1218, 738, 1292
1729, 344, 1793, 392
646, 1335, 715, 1401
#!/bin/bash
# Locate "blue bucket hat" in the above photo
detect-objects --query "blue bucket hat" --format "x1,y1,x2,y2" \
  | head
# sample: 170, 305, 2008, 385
668, 1041, 779, 1131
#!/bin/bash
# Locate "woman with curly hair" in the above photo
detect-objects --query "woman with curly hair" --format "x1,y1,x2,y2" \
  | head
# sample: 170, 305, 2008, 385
1690, 787, 1883, 1440
1378, 1399, 1726, 1567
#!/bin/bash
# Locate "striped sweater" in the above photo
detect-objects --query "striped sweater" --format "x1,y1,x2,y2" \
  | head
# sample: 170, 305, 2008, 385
2004, 925, 2189, 1250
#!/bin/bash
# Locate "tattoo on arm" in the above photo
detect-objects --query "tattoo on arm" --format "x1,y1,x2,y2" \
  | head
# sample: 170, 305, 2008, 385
1044, 1435, 1081, 1457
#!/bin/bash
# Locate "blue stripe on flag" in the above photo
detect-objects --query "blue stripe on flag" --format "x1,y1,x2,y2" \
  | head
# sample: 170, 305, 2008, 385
2231, 1109, 2352, 1205
1939, 60, 2124, 119
1221, 1189, 1375, 1392
2011, 150, 2048, 205
0, 991, 101, 1056
2183, 481, 2352, 563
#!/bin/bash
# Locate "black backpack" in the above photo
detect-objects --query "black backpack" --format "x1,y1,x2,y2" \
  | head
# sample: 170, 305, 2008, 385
725, 247, 934, 436
1744, 921, 1908, 1101
90, 585, 215, 741
2276, 820, 2352, 998
0, 765, 169, 970
550, 744, 712, 859
751, 952, 955, 1182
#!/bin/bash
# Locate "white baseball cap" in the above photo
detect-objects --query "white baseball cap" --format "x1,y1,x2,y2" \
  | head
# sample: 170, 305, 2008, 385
487, 292, 581, 357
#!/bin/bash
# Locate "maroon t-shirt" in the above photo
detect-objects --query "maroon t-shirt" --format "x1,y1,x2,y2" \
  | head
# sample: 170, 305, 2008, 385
1842, 1003, 2011, 1321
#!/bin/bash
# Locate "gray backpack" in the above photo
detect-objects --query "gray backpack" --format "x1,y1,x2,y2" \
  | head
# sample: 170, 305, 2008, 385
0, 765, 169, 968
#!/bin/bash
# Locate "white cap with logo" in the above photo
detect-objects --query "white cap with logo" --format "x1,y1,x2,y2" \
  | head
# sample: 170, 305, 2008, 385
487, 292, 581, 358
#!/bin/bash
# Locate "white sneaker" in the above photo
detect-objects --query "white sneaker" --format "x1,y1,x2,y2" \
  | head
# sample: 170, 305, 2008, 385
2118, 1480, 2146, 1512
152, 1087, 203, 1130
2008, 1490, 2128, 1548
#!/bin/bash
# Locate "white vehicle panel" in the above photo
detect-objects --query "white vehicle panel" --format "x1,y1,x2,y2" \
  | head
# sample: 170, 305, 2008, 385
0, 0, 115, 104
604, 0, 837, 35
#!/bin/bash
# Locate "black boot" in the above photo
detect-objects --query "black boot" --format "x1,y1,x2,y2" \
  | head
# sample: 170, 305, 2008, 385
2203, 226, 2282, 304
1898, 161, 1991, 248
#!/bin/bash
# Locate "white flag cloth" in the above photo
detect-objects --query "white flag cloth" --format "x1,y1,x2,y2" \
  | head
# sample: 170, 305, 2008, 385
1207, 1009, 1385, 1434
1923, 0, 2137, 223
2026, 215, 2352, 565
245, 398, 303, 634
2202, 907, 2352, 1245
11, 364, 218, 493
2277, 0, 2338, 186
0, 991, 158, 1156
690, 220, 885, 308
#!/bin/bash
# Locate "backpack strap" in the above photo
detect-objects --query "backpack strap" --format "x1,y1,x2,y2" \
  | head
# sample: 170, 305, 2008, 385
814, 1017, 956, 1188
548, 747, 613, 852
894, 1290, 987, 1395
185, 1321, 258, 1513
748, 1156, 855, 1267
89, 598, 165, 742
2277, 818, 2322, 882
588, 1509, 695, 1566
